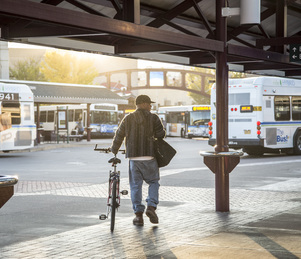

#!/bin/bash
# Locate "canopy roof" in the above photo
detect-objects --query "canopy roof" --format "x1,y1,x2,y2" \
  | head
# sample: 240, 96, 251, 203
0, 0, 300, 78
0, 80, 128, 104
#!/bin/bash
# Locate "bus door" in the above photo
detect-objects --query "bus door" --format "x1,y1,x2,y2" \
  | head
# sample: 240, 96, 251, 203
166, 112, 185, 137
228, 92, 257, 142
184, 111, 189, 136
0, 101, 14, 145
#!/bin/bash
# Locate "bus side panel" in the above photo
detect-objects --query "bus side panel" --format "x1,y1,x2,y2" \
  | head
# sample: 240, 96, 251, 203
14, 129, 32, 146
263, 125, 294, 149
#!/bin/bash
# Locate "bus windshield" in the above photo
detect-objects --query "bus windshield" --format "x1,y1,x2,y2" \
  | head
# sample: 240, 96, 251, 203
190, 111, 210, 126
91, 111, 118, 124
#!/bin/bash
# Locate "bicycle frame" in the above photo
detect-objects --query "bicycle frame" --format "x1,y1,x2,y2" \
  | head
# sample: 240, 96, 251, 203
94, 145, 127, 232
106, 166, 120, 218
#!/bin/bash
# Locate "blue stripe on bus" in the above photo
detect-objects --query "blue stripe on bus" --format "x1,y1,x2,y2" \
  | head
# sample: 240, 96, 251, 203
261, 121, 301, 125
11, 125, 36, 128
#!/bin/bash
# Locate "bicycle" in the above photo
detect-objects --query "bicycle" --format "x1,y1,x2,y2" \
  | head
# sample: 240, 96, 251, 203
94, 145, 128, 232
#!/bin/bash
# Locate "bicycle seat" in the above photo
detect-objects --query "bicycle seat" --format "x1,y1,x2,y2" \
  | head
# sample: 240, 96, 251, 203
108, 157, 121, 164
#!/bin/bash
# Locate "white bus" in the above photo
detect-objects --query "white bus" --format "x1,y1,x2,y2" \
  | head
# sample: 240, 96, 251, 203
158, 105, 211, 138
0, 83, 36, 152
209, 77, 301, 155
37, 103, 119, 139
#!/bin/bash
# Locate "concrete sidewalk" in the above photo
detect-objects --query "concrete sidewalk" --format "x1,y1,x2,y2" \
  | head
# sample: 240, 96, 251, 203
1, 182, 301, 258
1, 141, 301, 258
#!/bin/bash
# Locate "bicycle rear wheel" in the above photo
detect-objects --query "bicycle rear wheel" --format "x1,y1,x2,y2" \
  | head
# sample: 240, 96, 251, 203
110, 179, 118, 232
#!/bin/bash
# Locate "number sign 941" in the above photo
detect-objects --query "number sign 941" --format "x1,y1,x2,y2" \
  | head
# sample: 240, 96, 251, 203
0, 93, 19, 101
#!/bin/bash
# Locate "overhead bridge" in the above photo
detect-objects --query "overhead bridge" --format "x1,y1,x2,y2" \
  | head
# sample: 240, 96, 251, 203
98, 68, 214, 97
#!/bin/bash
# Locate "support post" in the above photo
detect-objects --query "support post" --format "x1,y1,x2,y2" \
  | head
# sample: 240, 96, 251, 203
123, 0, 140, 24
215, 0, 228, 154
36, 103, 41, 144
200, 0, 242, 213
215, 0, 230, 212
87, 103, 91, 142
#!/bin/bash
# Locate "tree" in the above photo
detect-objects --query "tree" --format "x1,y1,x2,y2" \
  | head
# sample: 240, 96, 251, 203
40, 51, 99, 84
186, 67, 215, 104
186, 67, 247, 104
9, 58, 45, 81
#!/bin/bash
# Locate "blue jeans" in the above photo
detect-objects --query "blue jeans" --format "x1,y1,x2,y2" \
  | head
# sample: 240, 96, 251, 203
129, 159, 160, 214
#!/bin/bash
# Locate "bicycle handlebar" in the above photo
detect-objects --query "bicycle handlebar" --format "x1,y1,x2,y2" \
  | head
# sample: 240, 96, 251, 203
94, 145, 125, 154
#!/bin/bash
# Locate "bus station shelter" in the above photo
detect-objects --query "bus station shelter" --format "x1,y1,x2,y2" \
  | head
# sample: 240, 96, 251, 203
0, 0, 301, 212
0, 79, 128, 143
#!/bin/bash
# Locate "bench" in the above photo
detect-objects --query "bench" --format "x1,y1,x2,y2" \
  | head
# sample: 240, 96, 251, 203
62, 135, 83, 142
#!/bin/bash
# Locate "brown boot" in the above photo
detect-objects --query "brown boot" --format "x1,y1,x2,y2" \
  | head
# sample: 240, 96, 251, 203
133, 212, 144, 226
146, 206, 158, 224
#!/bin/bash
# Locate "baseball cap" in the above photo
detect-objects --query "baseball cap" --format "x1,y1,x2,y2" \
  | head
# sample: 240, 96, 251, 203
135, 95, 155, 105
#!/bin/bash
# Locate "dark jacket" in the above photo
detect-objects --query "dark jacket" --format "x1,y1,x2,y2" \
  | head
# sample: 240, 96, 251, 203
111, 108, 166, 158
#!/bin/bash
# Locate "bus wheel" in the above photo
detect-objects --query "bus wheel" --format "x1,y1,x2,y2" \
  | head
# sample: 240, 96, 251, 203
293, 131, 301, 155
243, 148, 264, 156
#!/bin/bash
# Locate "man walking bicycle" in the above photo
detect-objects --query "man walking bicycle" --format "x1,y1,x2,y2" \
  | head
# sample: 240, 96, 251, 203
111, 95, 166, 226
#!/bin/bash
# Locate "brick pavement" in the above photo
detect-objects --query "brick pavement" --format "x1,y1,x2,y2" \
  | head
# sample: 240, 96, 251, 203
1, 141, 301, 258
1, 176, 301, 258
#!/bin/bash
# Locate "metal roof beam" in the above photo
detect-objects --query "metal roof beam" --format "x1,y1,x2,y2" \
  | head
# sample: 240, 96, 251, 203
40, 0, 64, 5
64, 0, 108, 17
243, 62, 301, 71
191, 0, 215, 38
0, 0, 223, 52
256, 36, 301, 47
285, 69, 301, 76
146, 0, 202, 28
228, 44, 289, 64
116, 42, 190, 54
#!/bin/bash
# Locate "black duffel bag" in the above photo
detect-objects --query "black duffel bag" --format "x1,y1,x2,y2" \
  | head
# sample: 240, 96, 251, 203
154, 138, 177, 168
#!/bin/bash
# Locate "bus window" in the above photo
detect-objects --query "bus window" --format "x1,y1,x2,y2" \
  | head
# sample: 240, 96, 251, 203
274, 96, 290, 121
24, 104, 31, 120
48, 110, 54, 122
40, 111, 47, 123
169, 112, 184, 124
2, 102, 21, 125
109, 112, 118, 124
229, 93, 250, 105
68, 110, 74, 122
75, 109, 82, 121
91, 111, 101, 124
292, 96, 301, 120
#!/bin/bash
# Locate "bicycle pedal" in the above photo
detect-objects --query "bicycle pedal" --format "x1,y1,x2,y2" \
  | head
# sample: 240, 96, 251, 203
99, 214, 107, 220
121, 190, 128, 195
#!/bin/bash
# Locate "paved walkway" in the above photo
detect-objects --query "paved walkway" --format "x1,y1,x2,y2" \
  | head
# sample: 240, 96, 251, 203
1, 141, 301, 258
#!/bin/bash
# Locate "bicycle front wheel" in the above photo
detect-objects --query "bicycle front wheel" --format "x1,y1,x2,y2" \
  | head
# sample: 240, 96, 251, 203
110, 179, 118, 232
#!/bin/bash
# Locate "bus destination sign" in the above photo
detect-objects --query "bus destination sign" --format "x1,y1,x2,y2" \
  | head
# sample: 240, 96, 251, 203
192, 106, 210, 111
